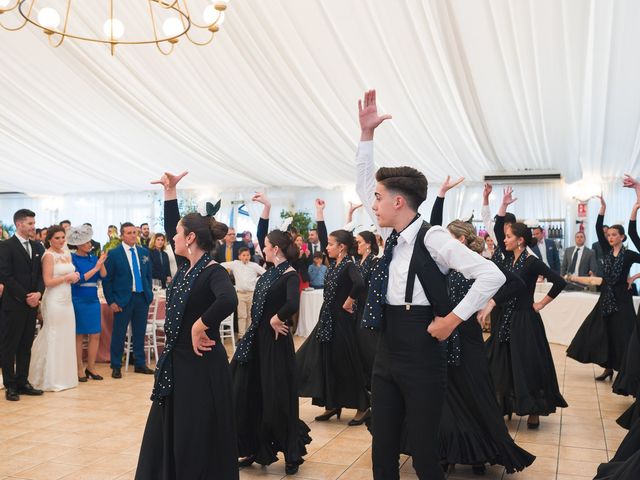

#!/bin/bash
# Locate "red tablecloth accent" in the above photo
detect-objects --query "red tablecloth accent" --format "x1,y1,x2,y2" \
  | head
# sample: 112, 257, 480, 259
97, 298, 166, 363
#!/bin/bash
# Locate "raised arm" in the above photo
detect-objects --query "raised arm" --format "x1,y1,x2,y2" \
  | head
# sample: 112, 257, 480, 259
151, 171, 188, 261
252, 192, 271, 252
629, 203, 640, 252
346, 202, 362, 226
429, 175, 464, 226
595, 195, 610, 254
355, 90, 392, 239
481, 183, 497, 243
315, 199, 328, 251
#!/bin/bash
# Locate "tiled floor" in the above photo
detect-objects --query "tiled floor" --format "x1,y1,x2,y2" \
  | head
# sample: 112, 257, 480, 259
0, 340, 633, 479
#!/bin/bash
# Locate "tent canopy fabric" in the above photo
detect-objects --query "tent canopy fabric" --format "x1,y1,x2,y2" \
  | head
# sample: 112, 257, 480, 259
2, 0, 640, 196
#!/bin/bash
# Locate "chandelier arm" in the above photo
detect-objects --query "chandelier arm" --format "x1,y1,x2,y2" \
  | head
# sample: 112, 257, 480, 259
153, 0, 179, 10
147, 0, 174, 55
177, 0, 220, 30
153, 40, 175, 55
1, 0, 33, 32
46, 0, 72, 48
183, 28, 215, 46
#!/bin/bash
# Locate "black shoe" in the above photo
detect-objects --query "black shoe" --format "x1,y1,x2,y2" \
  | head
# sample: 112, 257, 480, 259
238, 455, 256, 468
5, 388, 19, 401
348, 409, 371, 426
78, 376, 88, 383
18, 383, 43, 396
134, 365, 154, 375
111, 368, 122, 379
85, 369, 103, 380
472, 464, 486, 475
595, 369, 614, 381
527, 420, 540, 429
285, 463, 299, 475
314, 408, 342, 422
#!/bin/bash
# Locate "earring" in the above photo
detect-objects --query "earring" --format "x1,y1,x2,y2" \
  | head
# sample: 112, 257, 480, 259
187, 243, 192, 255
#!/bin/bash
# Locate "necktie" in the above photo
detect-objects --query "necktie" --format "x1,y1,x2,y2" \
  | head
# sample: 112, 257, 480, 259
130, 247, 143, 292
23, 241, 31, 259
569, 247, 580, 275
361, 230, 400, 330
225, 245, 232, 262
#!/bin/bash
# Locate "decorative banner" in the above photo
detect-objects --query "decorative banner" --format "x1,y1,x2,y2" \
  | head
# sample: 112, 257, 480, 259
577, 202, 587, 219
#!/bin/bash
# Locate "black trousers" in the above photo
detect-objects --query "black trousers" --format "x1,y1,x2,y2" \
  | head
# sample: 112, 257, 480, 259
371, 305, 447, 480
0, 307, 38, 389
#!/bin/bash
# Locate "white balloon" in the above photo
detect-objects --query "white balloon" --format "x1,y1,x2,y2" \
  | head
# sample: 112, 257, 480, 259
162, 17, 183, 37
37, 8, 61, 30
103, 18, 125, 40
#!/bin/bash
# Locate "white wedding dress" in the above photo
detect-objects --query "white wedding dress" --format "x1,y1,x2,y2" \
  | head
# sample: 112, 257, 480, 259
29, 251, 78, 392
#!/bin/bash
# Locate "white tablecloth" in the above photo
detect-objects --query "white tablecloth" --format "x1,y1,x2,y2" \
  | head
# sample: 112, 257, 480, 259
537, 291, 640, 346
296, 289, 323, 337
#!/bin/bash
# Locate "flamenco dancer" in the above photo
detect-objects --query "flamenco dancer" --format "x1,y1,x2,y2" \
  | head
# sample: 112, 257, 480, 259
567, 192, 639, 385
231, 192, 311, 476
355, 89, 505, 480
422, 185, 535, 475
296, 225, 369, 425
483, 187, 567, 429
136, 172, 238, 480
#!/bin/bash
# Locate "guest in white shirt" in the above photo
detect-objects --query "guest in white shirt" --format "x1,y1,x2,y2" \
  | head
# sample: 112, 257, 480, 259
355, 89, 505, 480
222, 247, 266, 335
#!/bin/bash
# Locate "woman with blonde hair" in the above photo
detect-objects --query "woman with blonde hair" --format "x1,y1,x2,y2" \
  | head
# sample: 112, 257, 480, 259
148, 233, 171, 289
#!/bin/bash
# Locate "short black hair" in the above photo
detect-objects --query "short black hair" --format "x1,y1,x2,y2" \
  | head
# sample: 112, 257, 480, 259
603, 225, 609, 229
140, 223, 149, 228
13, 209, 35, 224
108, 224, 117, 230
83, 222, 92, 227
238, 246, 250, 255
59, 220, 71, 226
503, 212, 516, 225
36, 228, 42, 234
375, 166, 428, 211
313, 252, 324, 260
120, 222, 136, 234
532, 226, 543, 233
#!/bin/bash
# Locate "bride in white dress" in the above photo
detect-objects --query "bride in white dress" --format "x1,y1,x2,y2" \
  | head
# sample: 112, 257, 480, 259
29, 226, 80, 392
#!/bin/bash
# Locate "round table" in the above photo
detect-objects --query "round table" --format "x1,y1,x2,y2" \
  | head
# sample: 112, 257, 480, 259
296, 289, 323, 337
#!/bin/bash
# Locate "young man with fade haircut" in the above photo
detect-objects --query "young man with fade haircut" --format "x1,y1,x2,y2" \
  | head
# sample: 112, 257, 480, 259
355, 90, 506, 480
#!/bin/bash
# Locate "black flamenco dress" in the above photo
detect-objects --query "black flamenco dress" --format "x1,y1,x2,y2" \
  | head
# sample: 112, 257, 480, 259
567, 215, 640, 376
296, 257, 368, 411
594, 415, 640, 479
485, 215, 568, 417
136, 200, 239, 480
355, 253, 379, 392
230, 217, 311, 468
612, 219, 640, 397
436, 270, 535, 473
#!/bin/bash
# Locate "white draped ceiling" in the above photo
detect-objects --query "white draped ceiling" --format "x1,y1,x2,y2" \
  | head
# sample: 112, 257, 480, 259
2, 0, 640, 196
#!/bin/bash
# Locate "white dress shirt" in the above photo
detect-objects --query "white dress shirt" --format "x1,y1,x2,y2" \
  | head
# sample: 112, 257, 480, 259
481, 205, 498, 244
355, 141, 505, 321
123, 244, 142, 292
221, 260, 266, 292
15, 233, 31, 258
571, 246, 584, 276
537, 240, 549, 267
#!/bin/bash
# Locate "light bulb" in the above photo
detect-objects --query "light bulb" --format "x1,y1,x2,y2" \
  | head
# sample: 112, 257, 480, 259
162, 17, 183, 37
38, 8, 61, 30
103, 18, 125, 40
203, 5, 221, 25
0, 0, 12, 8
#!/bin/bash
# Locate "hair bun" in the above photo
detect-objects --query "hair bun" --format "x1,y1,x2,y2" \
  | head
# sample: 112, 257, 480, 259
209, 217, 228, 242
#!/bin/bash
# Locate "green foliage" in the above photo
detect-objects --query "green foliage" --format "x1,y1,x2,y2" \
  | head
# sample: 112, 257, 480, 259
280, 209, 314, 239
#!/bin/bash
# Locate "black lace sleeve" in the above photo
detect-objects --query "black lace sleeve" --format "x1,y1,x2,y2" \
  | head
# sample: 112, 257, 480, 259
430, 196, 444, 227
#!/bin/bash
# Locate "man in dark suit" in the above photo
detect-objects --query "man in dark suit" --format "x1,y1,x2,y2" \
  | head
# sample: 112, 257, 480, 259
81, 223, 101, 256
592, 224, 609, 277
214, 227, 245, 263
532, 226, 561, 273
0, 209, 45, 401
102, 222, 154, 378
562, 231, 598, 277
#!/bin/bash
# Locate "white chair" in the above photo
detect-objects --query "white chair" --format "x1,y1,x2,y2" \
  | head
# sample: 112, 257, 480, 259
124, 295, 163, 371
219, 314, 235, 350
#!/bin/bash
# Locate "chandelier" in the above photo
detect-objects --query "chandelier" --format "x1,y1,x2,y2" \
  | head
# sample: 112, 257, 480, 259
0, 0, 230, 55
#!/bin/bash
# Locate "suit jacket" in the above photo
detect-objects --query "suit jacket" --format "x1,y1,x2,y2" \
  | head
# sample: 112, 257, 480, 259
532, 239, 560, 273
214, 240, 250, 263
0, 236, 45, 312
103, 244, 153, 308
561, 245, 597, 277
149, 249, 171, 287
90, 240, 101, 257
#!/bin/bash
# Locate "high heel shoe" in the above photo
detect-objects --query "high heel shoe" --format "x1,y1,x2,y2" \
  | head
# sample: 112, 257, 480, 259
238, 455, 256, 468
85, 368, 103, 381
595, 370, 613, 381
314, 408, 342, 422
78, 376, 88, 383
472, 464, 486, 475
285, 463, 299, 475
527, 417, 540, 429
348, 409, 371, 426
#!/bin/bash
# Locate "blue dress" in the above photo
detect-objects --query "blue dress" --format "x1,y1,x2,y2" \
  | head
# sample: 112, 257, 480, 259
71, 253, 102, 335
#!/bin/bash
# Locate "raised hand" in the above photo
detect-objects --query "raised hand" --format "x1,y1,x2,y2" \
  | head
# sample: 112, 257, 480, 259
251, 192, 270, 206
359, 90, 392, 140
348, 202, 363, 213
150, 171, 188, 190
483, 182, 493, 199
502, 186, 517, 206
315, 199, 326, 211
623, 174, 638, 189
596, 194, 606, 212
439, 175, 465, 197
96, 251, 107, 267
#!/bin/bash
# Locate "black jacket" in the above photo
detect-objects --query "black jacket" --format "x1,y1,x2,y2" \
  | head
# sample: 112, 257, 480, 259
0, 236, 45, 312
